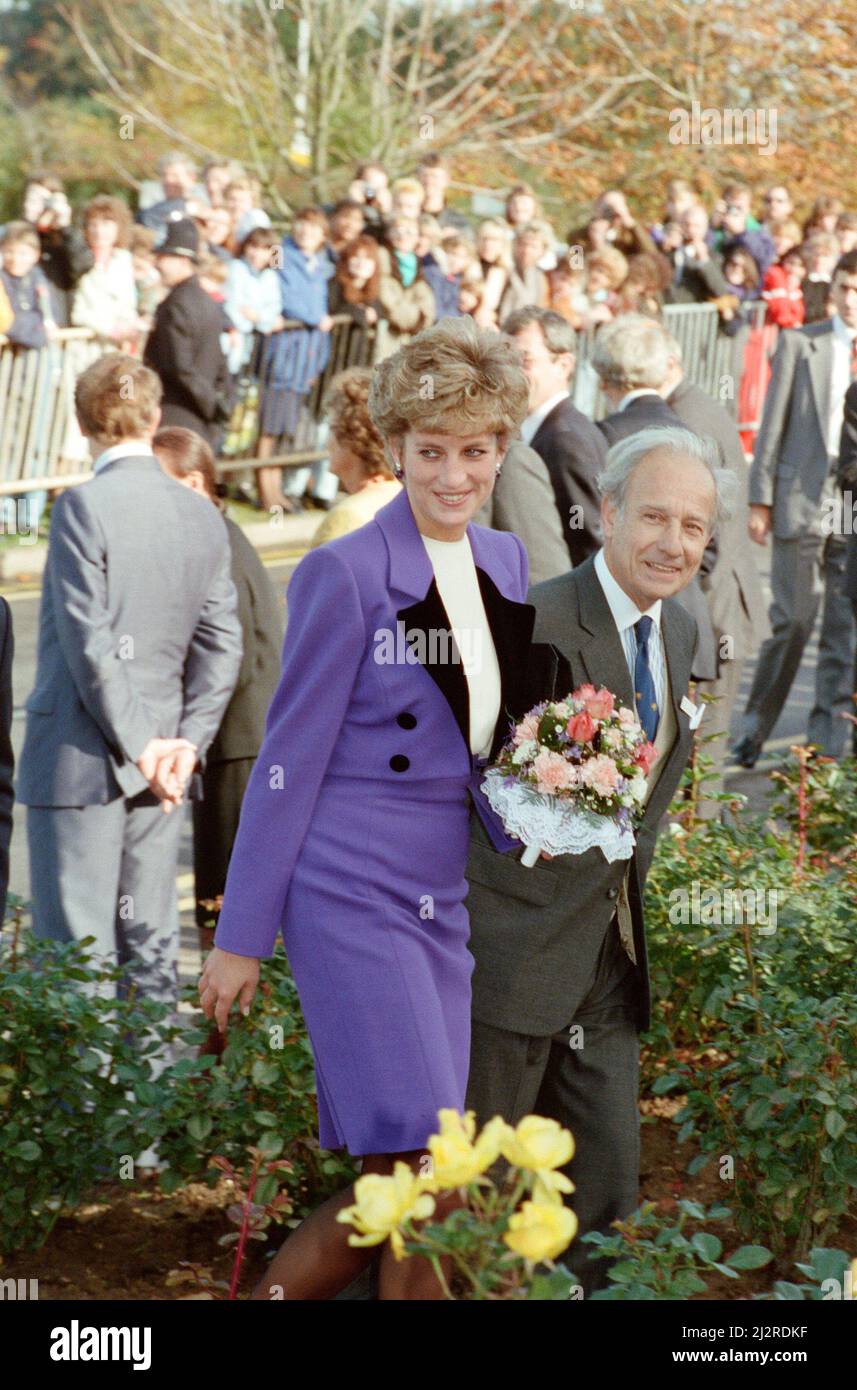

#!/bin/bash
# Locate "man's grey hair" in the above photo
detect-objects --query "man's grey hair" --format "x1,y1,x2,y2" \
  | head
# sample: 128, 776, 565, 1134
501, 306, 576, 358
592, 313, 677, 390
157, 151, 196, 177
597, 425, 737, 530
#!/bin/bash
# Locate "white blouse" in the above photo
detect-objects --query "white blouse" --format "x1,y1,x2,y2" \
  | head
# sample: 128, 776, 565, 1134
420, 532, 502, 758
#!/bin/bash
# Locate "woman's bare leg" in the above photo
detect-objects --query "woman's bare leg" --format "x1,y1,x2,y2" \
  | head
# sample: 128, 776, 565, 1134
377, 1152, 461, 1301
249, 1180, 378, 1301
248, 1147, 459, 1301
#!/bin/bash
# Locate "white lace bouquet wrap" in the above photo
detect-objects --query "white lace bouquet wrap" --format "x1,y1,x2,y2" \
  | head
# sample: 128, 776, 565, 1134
480, 685, 659, 868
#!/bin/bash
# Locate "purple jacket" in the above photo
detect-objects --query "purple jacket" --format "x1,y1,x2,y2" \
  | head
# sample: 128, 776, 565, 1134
214, 486, 534, 958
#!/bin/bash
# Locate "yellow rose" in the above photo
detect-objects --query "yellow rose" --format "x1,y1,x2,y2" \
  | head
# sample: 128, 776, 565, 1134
532, 1168, 575, 1206
501, 1114, 574, 1173
504, 1200, 578, 1263
425, 1110, 513, 1190
336, 1161, 435, 1261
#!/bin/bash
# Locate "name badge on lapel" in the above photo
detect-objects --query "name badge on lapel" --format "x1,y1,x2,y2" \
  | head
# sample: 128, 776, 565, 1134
680, 694, 705, 730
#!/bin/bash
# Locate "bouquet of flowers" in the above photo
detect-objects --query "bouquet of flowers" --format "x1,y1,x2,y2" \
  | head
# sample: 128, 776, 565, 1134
481, 684, 658, 867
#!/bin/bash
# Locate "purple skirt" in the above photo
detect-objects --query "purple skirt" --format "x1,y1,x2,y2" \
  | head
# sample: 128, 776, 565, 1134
282, 773, 473, 1155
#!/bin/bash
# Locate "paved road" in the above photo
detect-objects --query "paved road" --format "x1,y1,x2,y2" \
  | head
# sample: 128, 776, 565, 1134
2, 539, 824, 985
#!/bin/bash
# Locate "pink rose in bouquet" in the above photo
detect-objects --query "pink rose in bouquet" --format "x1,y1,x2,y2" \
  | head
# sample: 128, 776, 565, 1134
567, 710, 596, 744
577, 684, 616, 720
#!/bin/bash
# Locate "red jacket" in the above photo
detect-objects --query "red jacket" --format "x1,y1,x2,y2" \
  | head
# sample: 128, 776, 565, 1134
762, 263, 804, 328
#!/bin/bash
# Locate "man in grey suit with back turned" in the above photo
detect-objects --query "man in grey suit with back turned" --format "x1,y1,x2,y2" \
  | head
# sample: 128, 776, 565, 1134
465, 427, 734, 1295
18, 354, 243, 1013
734, 250, 857, 766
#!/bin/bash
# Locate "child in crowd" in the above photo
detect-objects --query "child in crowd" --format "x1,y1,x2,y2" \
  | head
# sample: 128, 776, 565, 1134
547, 253, 588, 326
442, 234, 480, 309
762, 245, 806, 328
0, 222, 56, 350
223, 227, 284, 373
416, 214, 460, 318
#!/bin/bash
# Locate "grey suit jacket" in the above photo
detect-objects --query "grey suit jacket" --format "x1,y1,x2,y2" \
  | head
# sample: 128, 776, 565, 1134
466, 556, 698, 1036
666, 376, 770, 661
18, 455, 243, 808
749, 320, 836, 539
475, 440, 570, 586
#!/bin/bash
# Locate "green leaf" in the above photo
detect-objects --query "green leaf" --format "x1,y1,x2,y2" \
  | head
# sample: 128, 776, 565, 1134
725, 1245, 773, 1270
187, 1113, 213, 1143
254, 1174, 279, 1206
13, 1140, 41, 1161
691, 1232, 722, 1262
673, 1270, 709, 1295
744, 1098, 772, 1130
824, 1110, 847, 1140
257, 1131, 284, 1158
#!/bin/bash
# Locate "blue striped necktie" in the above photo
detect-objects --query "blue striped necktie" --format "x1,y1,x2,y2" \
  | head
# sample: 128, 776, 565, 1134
634, 616, 660, 741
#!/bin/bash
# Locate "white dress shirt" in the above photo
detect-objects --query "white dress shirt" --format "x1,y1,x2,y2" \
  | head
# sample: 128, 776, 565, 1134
594, 547, 667, 718
520, 390, 569, 447
827, 314, 857, 458
93, 441, 155, 474
421, 532, 502, 758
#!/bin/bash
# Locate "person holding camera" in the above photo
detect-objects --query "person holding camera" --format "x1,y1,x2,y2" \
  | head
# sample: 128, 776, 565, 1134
21, 172, 93, 326
143, 218, 235, 450
665, 203, 732, 305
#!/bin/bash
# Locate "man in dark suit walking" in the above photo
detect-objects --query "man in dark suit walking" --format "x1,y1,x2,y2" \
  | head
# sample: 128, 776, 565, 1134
466, 425, 734, 1295
18, 355, 243, 1014
593, 315, 718, 685
143, 218, 234, 449
735, 251, 857, 765
502, 307, 606, 566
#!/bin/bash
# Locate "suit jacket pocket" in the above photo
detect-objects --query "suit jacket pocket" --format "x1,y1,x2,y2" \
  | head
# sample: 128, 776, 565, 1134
25, 689, 55, 715
466, 839, 559, 907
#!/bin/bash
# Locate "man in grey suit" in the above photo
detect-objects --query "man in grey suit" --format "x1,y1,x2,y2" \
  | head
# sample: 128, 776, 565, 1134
18, 354, 243, 1011
735, 251, 857, 765
466, 426, 734, 1294
474, 438, 570, 585
658, 327, 770, 804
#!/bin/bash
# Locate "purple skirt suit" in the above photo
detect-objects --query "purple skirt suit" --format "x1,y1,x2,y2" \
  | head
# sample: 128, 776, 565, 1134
214, 486, 535, 1155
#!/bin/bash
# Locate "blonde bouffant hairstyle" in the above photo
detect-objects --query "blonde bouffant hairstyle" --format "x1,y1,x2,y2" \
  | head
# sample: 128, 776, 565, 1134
367, 316, 530, 445
324, 367, 393, 480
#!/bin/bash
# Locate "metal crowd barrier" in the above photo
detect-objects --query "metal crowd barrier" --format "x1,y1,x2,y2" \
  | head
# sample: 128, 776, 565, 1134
0, 301, 775, 494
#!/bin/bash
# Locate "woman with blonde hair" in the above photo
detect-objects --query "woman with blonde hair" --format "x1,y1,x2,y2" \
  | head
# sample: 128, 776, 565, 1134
310, 366, 400, 546
200, 315, 539, 1299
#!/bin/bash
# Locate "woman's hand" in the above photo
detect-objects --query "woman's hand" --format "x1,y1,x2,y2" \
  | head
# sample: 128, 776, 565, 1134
198, 947, 260, 1034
